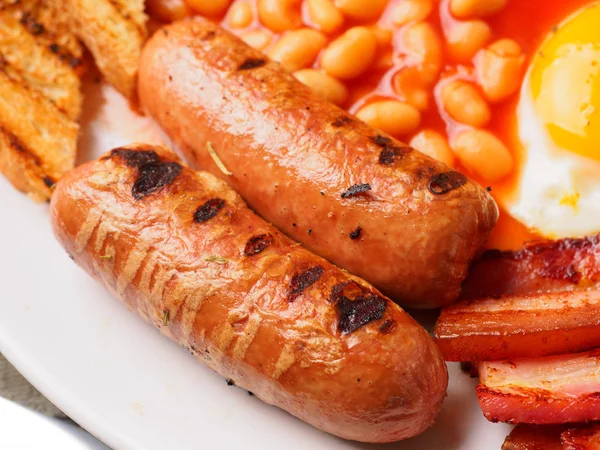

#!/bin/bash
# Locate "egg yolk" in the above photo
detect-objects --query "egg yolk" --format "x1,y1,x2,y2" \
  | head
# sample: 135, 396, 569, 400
530, 3, 600, 162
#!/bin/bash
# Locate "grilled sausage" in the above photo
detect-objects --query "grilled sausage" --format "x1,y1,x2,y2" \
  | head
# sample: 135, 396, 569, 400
50, 144, 448, 443
138, 17, 498, 309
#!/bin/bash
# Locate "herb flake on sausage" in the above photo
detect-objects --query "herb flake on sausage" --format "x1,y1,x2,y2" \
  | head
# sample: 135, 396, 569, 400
341, 183, 371, 199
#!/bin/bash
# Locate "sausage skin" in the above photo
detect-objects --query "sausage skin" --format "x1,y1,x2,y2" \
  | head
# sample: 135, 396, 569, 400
50, 144, 448, 443
138, 18, 499, 308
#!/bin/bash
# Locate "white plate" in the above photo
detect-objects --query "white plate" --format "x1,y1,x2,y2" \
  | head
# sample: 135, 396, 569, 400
0, 81, 512, 450
0, 397, 108, 450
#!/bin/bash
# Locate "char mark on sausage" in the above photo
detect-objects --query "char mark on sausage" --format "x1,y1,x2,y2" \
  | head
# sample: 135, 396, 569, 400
289, 266, 325, 302
369, 135, 393, 147
238, 58, 266, 70
331, 115, 353, 127
194, 198, 226, 223
132, 162, 182, 200
328, 281, 387, 333
111, 148, 160, 167
349, 227, 362, 240
244, 234, 273, 256
337, 294, 387, 334
428, 171, 467, 195
379, 319, 397, 334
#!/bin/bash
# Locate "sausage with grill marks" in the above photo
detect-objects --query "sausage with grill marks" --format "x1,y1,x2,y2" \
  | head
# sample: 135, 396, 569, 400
49, 144, 448, 443
138, 17, 499, 308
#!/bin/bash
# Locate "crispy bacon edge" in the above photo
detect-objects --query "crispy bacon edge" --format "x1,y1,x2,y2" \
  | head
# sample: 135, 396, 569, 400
561, 424, 600, 450
502, 424, 600, 450
434, 290, 600, 361
502, 425, 565, 450
477, 350, 600, 425
461, 235, 600, 300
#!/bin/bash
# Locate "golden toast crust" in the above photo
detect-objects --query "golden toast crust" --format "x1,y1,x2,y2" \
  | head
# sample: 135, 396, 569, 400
49, 0, 147, 100
0, 3, 81, 201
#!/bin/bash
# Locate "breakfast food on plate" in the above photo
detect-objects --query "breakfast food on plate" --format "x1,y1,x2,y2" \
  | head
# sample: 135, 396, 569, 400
50, 144, 448, 443
439, 238, 600, 441
561, 425, 600, 450
478, 350, 600, 425
435, 290, 600, 361
435, 233, 600, 433
144, 0, 600, 251
504, 424, 600, 450
3, 0, 598, 445
0, 1, 82, 201
146, 0, 526, 236
461, 235, 600, 300
48, 0, 147, 100
508, 2, 600, 240
0, 0, 149, 201
502, 425, 567, 450
138, 17, 498, 308
2, 0, 86, 79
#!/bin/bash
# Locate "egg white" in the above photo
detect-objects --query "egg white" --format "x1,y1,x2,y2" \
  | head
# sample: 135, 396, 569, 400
503, 75, 600, 239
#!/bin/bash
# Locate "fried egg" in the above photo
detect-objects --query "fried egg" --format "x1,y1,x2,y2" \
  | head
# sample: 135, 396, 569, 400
506, 2, 600, 238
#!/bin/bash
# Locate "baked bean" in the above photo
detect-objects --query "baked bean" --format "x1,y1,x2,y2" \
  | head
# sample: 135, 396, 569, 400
393, 67, 430, 111
488, 38, 522, 57
307, 0, 344, 33
450, 0, 507, 19
410, 130, 454, 167
405, 88, 429, 111
373, 50, 394, 71
370, 26, 393, 48
402, 22, 443, 85
269, 28, 327, 72
241, 30, 273, 50
257, 0, 302, 32
356, 100, 421, 137
334, 0, 388, 20
186, 0, 232, 16
475, 39, 524, 102
294, 69, 348, 105
228, 1, 253, 28
392, 0, 433, 26
147, 0, 191, 22
451, 129, 513, 181
441, 80, 491, 128
320, 26, 377, 80
446, 20, 491, 62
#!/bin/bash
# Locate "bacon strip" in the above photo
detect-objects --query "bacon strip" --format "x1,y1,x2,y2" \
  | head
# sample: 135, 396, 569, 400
561, 424, 600, 450
478, 349, 600, 425
502, 425, 564, 450
435, 290, 600, 361
502, 424, 600, 450
462, 235, 600, 300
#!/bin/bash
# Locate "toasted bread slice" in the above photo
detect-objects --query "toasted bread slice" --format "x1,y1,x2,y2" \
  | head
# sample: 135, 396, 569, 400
0, 68, 78, 200
0, 5, 80, 201
2, 0, 86, 76
0, 11, 82, 120
0, 126, 53, 201
48, 0, 147, 99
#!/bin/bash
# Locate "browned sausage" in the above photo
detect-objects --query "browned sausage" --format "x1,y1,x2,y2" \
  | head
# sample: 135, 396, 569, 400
138, 18, 498, 309
50, 144, 448, 443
